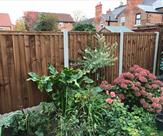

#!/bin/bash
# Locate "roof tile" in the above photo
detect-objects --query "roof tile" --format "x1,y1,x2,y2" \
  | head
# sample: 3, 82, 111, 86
24, 11, 74, 23
0, 13, 12, 27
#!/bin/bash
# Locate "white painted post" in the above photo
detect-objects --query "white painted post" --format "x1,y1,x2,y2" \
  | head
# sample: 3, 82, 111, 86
63, 30, 69, 68
119, 32, 124, 76
153, 32, 160, 74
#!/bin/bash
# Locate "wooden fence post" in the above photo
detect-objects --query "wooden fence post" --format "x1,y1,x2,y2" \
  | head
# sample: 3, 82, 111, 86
153, 32, 159, 74
63, 30, 69, 68
119, 32, 124, 76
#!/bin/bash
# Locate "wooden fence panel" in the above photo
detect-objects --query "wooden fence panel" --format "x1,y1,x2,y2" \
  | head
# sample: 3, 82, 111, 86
0, 31, 156, 113
123, 32, 156, 72
0, 32, 64, 113
104, 33, 120, 83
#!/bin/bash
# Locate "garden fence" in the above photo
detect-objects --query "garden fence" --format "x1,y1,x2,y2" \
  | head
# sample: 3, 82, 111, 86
0, 31, 158, 113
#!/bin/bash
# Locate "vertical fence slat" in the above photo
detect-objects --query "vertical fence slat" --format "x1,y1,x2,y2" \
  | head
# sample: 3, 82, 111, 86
0, 35, 12, 112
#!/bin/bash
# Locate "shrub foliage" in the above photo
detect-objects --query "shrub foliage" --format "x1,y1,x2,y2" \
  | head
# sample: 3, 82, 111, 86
101, 65, 163, 113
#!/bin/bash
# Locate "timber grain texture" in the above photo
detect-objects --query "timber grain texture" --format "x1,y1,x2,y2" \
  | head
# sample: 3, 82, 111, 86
0, 31, 156, 113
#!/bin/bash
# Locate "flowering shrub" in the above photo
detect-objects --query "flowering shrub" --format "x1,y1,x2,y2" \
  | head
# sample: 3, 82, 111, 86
100, 65, 163, 113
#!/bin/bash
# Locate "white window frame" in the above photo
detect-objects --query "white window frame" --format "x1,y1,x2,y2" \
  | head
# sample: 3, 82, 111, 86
120, 17, 126, 23
135, 13, 141, 25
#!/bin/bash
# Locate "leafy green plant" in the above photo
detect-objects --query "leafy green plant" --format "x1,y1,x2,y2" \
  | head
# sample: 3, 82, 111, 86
55, 88, 110, 136
0, 111, 26, 136
0, 105, 55, 136
1, 64, 160, 136
103, 98, 158, 136
80, 34, 117, 73
32, 13, 58, 31
28, 64, 94, 116
131, 106, 158, 136
73, 23, 96, 32
28, 65, 114, 135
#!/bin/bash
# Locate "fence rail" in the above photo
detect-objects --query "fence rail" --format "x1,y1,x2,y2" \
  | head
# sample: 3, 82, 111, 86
0, 31, 157, 113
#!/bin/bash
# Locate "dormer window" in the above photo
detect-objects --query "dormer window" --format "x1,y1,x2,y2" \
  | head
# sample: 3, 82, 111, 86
135, 13, 141, 25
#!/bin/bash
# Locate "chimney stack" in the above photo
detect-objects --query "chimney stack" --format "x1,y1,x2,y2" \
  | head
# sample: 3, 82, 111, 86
106, 9, 111, 14
127, 0, 143, 8
95, 2, 102, 24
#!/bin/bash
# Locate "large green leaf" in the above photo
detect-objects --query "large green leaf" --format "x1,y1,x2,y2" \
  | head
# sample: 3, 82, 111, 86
93, 86, 103, 93
27, 72, 40, 82
48, 64, 58, 76
82, 76, 94, 84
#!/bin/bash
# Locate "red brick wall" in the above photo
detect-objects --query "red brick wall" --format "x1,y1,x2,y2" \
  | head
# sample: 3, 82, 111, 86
127, 0, 143, 8
148, 13, 163, 24
119, 0, 163, 29
118, 8, 139, 28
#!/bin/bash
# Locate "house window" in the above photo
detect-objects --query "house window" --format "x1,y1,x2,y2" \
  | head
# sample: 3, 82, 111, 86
120, 17, 125, 23
135, 13, 141, 25
120, 17, 125, 26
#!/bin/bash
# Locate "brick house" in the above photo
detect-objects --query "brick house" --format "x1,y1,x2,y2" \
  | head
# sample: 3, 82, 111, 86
84, 0, 163, 30
24, 11, 74, 31
119, 0, 163, 29
104, 5, 126, 26
96, 3, 127, 28
0, 13, 13, 30
81, 2, 126, 30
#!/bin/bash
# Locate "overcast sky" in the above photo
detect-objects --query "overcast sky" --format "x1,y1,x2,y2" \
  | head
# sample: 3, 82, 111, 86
0, 0, 126, 24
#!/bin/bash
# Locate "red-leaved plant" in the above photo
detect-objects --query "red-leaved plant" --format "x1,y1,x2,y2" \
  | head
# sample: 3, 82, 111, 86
100, 65, 163, 113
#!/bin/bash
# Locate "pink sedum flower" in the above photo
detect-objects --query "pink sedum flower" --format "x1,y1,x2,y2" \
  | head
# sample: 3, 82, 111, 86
102, 65, 163, 113
153, 80, 163, 86
152, 97, 160, 103
140, 99, 146, 105
131, 86, 139, 91
147, 93, 153, 100
151, 84, 158, 89
156, 109, 162, 113
142, 102, 148, 109
123, 72, 134, 80
110, 92, 116, 97
120, 83, 128, 89
106, 98, 113, 104
160, 96, 163, 103
135, 82, 141, 87
134, 92, 141, 97
148, 74, 156, 80
140, 89, 147, 96
151, 103, 159, 108
138, 76, 147, 83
